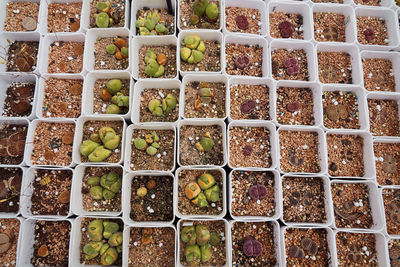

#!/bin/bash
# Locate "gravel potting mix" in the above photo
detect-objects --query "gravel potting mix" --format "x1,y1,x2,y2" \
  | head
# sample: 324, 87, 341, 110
1, 0, 400, 266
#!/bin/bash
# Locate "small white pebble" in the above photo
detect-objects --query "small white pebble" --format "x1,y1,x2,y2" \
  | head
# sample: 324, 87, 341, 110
302, 145, 308, 149
68, 56, 73, 60
286, 185, 290, 189
62, 10, 66, 15
211, 203, 216, 207
377, 105, 381, 111
333, 145, 338, 149
260, 145, 264, 149
342, 160, 347, 165
134, 242, 138, 246
151, 194, 155, 199
156, 153, 161, 158
158, 91, 165, 98
162, 151, 167, 156
256, 200, 261, 204
100, 61, 105, 66
362, 246, 368, 251
356, 220, 361, 224
89, 127, 94, 131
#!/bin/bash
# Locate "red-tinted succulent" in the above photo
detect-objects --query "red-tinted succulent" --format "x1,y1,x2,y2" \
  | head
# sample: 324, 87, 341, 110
242, 145, 253, 156
240, 99, 256, 114
287, 102, 300, 112
235, 15, 249, 30
278, 21, 293, 38
249, 184, 267, 200
243, 236, 263, 257
364, 28, 375, 42
284, 58, 300, 76
235, 56, 250, 70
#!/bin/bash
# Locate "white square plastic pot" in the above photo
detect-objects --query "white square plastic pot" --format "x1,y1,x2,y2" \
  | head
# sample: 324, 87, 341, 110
81, 0, 130, 31
275, 81, 323, 127
270, 39, 318, 82
25, 118, 76, 168
38, 0, 85, 35
267, 1, 313, 41
122, 224, 177, 266
312, 3, 357, 44
0, 165, 25, 217
124, 123, 176, 173
372, 138, 400, 186
36, 74, 84, 119
379, 186, 400, 238
321, 85, 369, 131
178, 30, 224, 76
82, 71, 133, 120
177, 0, 223, 32
229, 220, 281, 266
228, 169, 282, 221
360, 51, 400, 93
331, 180, 385, 232
131, 0, 176, 36
223, 0, 268, 37
0, 32, 41, 75
325, 130, 375, 179
227, 120, 278, 170
316, 43, 363, 86
84, 28, 131, 73
177, 119, 228, 168
0, 0, 42, 34
20, 166, 74, 219
277, 125, 328, 175
0, 216, 24, 266
355, 7, 400, 51
281, 226, 338, 267
174, 166, 226, 219
70, 215, 124, 267
223, 34, 268, 78
18, 218, 74, 267
228, 77, 276, 123
38, 33, 86, 76
131, 79, 182, 124
181, 74, 229, 120
280, 174, 334, 227
0, 118, 29, 167
353, 0, 394, 7
71, 164, 123, 217
177, 218, 230, 267
122, 172, 175, 225
366, 92, 400, 139
131, 35, 178, 80
0, 73, 38, 120
334, 230, 390, 267
72, 116, 126, 165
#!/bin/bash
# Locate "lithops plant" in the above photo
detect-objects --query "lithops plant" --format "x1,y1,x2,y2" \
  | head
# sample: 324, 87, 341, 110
101, 79, 129, 115
136, 10, 170, 35
189, 0, 219, 27
195, 132, 214, 152
104, 38, 129, 61
184, 173, 220, 208
79, 126, 121, 162
194, 83, 214, 110
86, 171, 122, 202
144, 49, 167, 78
133, 131, 162, 156
181, 224, 220, 264
148, 93, 177, 117
181, 35, 206, 64
83, 219, 122, 265
94, 1, 121, 28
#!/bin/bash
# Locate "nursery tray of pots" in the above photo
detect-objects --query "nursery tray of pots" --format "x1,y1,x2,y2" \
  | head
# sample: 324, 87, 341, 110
71, 164, 123, 217
175, 166, 226, 219
122, 224, 177, 266
0, 0, 41, 33
0, 73, 38, 120
122, 172, 175, 225
0, 216, 23, 267
177, 218, 229, 267
20, 166, 73, 219
132, 79, 182, 124
124, 123, 176, 172
82, 71, 133, 120
19, 218, 73, 266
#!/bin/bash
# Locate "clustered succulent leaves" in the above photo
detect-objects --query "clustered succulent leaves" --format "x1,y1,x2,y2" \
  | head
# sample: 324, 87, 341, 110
94, 1, 121, 28
83, 220, 122, 265
190, 0, 219, 28
180, 35, 205, 64
144, 49, 167, 78
181, 224, 220, 265
80, 127, 121, 162
148, 93, 177, 117
185, 173, 220, 208
105, 38, 128, 61
133, 131, 161, 156
135, 10, 170, 35
87, 171, 122, 201
195, 132, 214, 152
99, 79, 129, 114
194, 82, 214, 110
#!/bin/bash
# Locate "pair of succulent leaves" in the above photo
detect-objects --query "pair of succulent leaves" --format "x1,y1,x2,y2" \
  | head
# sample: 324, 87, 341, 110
288, 237, 319, 259
0, 131, 26, 158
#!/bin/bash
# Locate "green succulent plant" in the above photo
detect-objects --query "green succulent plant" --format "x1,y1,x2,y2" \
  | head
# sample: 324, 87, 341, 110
200, 243, 213, 262
89, 186, 103, 200
103, 222, 119, 239
136, 10, 169, 35
147, 93, 177, 117
80, 140, 100, 157
111, 93, 129, 107
86, 172, 121, 201
204, 185, 220, 202
197, 173, 215, 190
106, 104, 120, 114
106, 79, 122, 94
108, 232, 123, 247
192, 192, 209, 207
181, 226, 197, 245
181, 35, 205, 64
88, 220, 104, 241
96, 12, 110, 28
196, 225, 210, 246
87, 176, 100, 186
101, 247, 118, 265
133, 131, 164, 156
209, 231, 220, 246
80, 127, 121, 162
145, 58, 164, 78
94, 1, 120, 28
184, 245, 201, 265
190, 0, 219, 26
